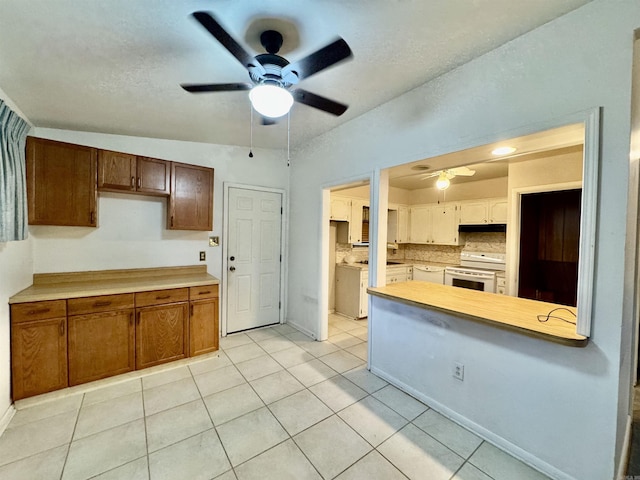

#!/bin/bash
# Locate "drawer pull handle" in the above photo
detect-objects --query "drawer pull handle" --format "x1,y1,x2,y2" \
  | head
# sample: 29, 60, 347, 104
198, 291, 211, 295
59, 321, 65, 336
131, 176, 135, 187
93, 301, 112, 307
156, 295, 171, 300
28, 308, 50, 315
137, 177, 141, 188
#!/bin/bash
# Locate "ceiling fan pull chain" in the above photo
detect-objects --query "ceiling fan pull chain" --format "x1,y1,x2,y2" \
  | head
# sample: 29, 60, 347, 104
287, 110, 291, 167
248, 103, 254, 158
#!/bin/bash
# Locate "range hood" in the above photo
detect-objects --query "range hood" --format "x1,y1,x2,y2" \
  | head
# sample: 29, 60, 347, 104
458, 224, 507, 233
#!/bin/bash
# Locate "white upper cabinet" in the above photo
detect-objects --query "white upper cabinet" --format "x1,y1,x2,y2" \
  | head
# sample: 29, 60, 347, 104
431, 203, 461, 245
387, 204, 410, 244
459, 198, 507, 225
409, 205, 432, 244
330, 196, 351, 221
488, 198, 508, 223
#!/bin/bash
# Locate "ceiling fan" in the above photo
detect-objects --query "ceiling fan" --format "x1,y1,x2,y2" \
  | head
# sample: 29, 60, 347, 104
421, 166, 476, 190
181, 11, 353, 121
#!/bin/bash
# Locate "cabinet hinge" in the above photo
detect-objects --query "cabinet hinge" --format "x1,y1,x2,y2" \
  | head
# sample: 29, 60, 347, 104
279, 301, 281, 309
280, 207, 283, 214
280, 254, 282, 262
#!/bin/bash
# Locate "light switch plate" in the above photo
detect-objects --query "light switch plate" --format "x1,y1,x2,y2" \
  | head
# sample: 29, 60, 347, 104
209, 236, 219, 247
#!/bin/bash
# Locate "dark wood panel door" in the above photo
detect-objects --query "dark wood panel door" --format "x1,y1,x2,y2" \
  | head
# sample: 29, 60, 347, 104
68, 310, 135, 386
137, 157, 170, 196
168, 163, 213, 231
98, 150, 137, 192
189, 298, 219, 356
27, 137, 97, 226
136, 303, 188, 369
11, 317, 68, 400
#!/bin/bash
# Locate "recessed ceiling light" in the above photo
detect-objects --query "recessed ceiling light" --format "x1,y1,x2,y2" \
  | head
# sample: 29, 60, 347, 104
491, 146, 516, 156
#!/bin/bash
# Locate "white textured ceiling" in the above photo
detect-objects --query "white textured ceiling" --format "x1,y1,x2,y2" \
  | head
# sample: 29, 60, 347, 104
0, 0, 592, 149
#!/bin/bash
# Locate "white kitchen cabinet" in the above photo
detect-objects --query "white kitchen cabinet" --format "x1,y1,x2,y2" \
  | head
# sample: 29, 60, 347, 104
409, 203, 461, 246
336, 198, 367, 244
409, 205, 431, 243
431, 203, 461, 245
459, 198, 507, 224
330, 196, 351, 221
489, 198, 508, 223
459, 201, 489, 224
350, 199, 367, 243
335, 265, 368, 319
388, 205, 409, 244
386, 265, 413, 284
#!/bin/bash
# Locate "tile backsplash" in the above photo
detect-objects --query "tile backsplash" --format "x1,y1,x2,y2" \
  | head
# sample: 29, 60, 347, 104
335, 232, 506, 264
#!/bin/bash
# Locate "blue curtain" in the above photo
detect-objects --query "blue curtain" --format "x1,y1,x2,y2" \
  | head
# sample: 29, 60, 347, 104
0, 99, 30, 242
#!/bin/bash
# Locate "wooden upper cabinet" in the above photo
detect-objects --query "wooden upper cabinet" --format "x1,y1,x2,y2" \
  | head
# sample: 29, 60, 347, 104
168, 163, 214, 231
98, 150, 170, 196
26, 137, 98, 227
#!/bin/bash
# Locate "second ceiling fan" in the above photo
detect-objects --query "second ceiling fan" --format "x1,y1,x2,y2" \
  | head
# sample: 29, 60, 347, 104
181, 11, 353, 120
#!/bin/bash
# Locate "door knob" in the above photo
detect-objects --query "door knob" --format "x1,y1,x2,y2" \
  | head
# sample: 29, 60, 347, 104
229, 266, 236, 272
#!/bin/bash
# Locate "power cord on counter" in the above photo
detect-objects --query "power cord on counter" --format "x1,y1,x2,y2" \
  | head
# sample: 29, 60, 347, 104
537, 307, 577, 325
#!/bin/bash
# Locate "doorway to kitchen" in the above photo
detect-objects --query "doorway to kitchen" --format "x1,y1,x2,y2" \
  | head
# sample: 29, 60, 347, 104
518, 188, 581, 306
223, 184, 286, 335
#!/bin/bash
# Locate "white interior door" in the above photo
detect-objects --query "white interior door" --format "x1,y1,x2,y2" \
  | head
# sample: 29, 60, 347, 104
226, 187, 283, 333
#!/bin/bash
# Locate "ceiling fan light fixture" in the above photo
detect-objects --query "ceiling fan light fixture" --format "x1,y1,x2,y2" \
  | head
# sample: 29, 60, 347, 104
249, 83, 294, 118
436, 172, 450, 190
491, 146, 516, 156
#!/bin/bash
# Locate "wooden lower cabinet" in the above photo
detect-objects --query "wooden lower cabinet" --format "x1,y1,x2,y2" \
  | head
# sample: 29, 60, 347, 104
136, 302, 189, 369
68, 310, 135, 386
11, 304, 68, 400
190, 298, 219, 356
10, 281, 219, 400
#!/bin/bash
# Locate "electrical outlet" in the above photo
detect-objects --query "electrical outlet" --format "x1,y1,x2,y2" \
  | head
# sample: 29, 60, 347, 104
453, 362, 464, 381
199, 251, 206, 261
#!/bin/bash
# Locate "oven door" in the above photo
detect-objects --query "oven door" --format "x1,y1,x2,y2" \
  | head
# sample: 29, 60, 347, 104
444, 268, 496, 293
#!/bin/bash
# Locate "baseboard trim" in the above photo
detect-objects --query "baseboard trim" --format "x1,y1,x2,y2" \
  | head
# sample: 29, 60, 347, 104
0, 404, 16, 437
370, 365, 576, 480
286, 320, 316, 339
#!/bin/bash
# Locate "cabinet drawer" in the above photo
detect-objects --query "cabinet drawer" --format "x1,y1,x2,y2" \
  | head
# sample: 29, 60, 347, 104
68, 293, 135, 316
135, 288, 189, 307
189, 284, 219, 300
11, 300, 67, 323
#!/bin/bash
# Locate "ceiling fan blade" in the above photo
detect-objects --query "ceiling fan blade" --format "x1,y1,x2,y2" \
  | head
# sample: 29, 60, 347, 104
292, 89, 348, 116
450, 166, 476, 176
283, 38, 353, 81
191, 11, 263, 74
420, 172, 439, 180
181, 83, 253, 93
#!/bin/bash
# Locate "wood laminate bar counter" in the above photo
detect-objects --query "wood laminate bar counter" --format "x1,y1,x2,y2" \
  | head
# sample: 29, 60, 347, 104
367, 281, 587, 347
9, 265, 219, 304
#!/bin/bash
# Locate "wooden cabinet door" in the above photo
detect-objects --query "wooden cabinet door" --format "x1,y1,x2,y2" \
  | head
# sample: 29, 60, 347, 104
98, 150, 136, 192
11, 317, 68, 400
68, 310, 135, 385
189, 298, 219, 356
26, 137, 97, 226
137, 157, 170, 196
136, 303, 188, 369
168, 163, 214, 231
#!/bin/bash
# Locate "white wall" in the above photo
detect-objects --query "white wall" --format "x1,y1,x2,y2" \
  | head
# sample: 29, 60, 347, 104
29, 128, 289, 279
286, 1, 638, 478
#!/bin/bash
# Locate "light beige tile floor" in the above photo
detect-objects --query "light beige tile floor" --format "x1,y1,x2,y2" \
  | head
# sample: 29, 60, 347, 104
0, 313, 551, 479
